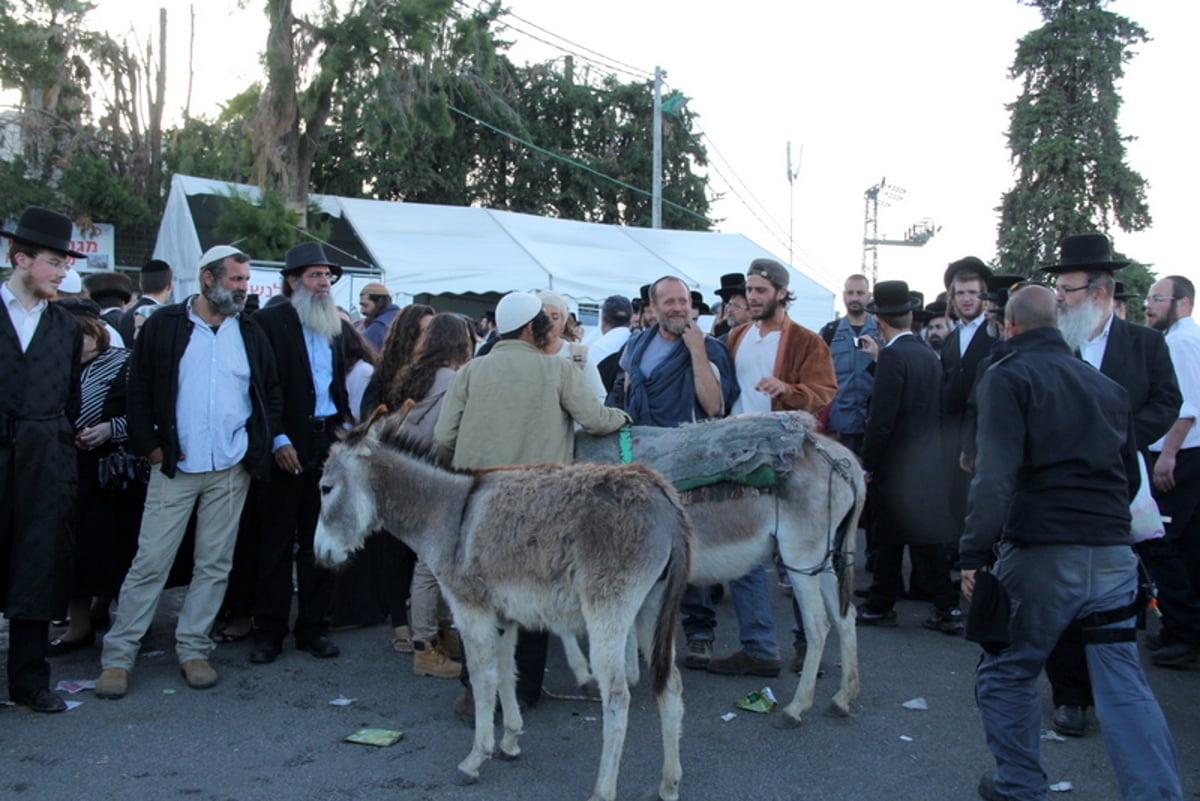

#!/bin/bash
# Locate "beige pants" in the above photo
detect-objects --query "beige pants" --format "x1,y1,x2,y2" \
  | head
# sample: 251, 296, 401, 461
409, 559, 451, 641
101, 464, 250, 669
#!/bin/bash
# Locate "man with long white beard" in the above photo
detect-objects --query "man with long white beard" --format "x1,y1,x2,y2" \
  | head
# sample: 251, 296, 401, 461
1040, 232, 1180, 738
249, 243, 352, 665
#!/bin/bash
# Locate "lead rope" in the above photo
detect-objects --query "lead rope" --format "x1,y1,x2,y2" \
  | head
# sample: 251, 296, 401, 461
774, 429, 860, 577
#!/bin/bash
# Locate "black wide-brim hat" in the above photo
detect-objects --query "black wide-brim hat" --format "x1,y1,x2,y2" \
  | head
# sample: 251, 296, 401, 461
282, 242, 342, 281
981, 273, 1026, 304
943, 256, 992, 289
1113, 281, 1136, 301
690, 290, 711, 315
1, 206, 86, 259
865, 280, 921, 315
1043, 232, 1128, 274
715, 272, 747, 301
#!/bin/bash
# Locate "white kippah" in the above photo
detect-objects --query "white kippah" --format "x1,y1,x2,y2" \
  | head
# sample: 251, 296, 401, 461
495, 291, 543, 335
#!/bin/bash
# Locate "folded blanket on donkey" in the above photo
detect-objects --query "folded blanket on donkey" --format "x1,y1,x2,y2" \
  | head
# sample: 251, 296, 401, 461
574, 411, 820, 496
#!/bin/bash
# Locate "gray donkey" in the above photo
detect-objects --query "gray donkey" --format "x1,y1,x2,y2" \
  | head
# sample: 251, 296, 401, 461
313, 415, 694, 801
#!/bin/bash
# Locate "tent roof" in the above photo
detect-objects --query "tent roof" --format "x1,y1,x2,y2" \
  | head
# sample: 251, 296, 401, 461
156, 174, 834, 329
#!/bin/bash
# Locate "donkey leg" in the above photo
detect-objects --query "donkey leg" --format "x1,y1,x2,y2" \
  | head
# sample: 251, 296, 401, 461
588, 630, 630, 801
561, 633, 597, 691
777, 572, 830, 728
495, 624, 525, 759
823, 571, 860, 717
457, 618, 500, 782
654, 659, 684, 801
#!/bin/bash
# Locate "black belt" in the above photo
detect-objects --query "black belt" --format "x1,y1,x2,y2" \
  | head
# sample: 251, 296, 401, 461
309, 414, 341, 433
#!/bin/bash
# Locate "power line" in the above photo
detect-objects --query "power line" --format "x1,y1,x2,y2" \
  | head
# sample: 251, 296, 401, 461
446, 103, 713, 227
502, 10, 652, 79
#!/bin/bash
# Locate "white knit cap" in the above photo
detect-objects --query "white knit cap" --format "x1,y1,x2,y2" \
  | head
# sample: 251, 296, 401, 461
495, 291, 543, 334
196, 245, 248, 278
58, 268, 82, 294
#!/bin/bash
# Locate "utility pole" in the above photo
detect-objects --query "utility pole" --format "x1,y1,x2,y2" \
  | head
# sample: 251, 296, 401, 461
861, 177, 939, 285
652, 66, 663, 229
787, 142, 801, 267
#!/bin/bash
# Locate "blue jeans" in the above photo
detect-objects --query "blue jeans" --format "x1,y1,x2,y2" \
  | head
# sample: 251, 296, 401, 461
727, 563, 780, 659
977, 543, 1182, 801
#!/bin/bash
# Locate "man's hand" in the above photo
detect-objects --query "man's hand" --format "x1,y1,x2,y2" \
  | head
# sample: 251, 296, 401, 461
959, 451, 975, 473
1153, 452, 1177, 493
680, 321, 706, 353
147, 447, 163, 466
960, 568, 977, 602
274, 444, 303, 475
754, 375, 787, 399
858, 336, 880, 361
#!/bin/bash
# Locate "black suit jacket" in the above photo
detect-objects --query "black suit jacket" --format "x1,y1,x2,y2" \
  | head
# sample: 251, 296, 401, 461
253, 302, 351, 468
941, 321, 998, 424
118, 296, 157, 345
862, 334, 955, 545
1097, 316, 1181, 451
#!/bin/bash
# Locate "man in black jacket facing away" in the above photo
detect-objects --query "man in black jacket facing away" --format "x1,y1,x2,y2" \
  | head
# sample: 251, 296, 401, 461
960, 284, 1181, 801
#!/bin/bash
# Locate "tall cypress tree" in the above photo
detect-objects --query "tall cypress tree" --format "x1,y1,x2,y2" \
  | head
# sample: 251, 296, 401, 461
997, 0, 1150, 274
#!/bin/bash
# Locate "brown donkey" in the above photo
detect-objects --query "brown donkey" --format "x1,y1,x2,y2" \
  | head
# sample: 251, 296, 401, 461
313, 416, 693, 801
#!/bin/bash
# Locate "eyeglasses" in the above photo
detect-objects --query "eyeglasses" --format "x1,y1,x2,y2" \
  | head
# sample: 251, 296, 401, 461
303, 270, 334, 281
726, 303, 749, 312
1055, 284, 1091, 296
35, 254, 68, 271
1146, 295, 1179, 305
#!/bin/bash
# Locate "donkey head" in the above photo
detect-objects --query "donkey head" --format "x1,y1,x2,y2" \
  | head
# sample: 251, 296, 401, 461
313, 421, 385, 567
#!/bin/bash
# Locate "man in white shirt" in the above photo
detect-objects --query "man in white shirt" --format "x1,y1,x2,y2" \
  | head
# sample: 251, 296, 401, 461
1142, 274, 1200, 668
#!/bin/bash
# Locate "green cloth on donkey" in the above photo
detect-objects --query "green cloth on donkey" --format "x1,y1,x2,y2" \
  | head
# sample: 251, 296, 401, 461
575, 411, 820, 493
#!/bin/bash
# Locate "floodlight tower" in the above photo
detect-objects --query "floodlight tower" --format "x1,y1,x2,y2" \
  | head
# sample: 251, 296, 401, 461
861, 177, 939, 285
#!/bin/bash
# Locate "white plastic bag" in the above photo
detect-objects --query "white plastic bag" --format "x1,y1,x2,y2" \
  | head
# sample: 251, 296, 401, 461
1130, 452, 1166, 543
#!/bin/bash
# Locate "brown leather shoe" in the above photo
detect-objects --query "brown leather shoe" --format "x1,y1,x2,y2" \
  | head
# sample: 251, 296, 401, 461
95, 668, 128, 700
180, 658, 219, 690
706, 649, 782, 677
437, 626, 462, 661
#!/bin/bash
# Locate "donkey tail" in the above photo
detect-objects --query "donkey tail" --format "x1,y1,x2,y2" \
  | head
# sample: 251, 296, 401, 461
836, 474, 865, 618
651, 498, 694, 697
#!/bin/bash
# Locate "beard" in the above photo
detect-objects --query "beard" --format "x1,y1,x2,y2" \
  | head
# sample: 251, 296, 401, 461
203, 280, 247, 316
21, 268, 57, 300
1147, 305, 1176, 332
753, 296, 778, 321
291, 285, 342, 338
659, 310, 690, 337
1058, 298, 1106, 351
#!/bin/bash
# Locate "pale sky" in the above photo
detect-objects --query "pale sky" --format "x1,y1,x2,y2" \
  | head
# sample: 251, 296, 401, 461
61, 0, 1200, 308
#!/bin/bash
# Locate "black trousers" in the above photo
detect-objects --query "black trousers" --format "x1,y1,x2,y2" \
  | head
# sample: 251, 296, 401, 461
1141, 448, 1200, 645
252, 464, 336, 642
6, 618, 51, 700
866, 542, 958, 612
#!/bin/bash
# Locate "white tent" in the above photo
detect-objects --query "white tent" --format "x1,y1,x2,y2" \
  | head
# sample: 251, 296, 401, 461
155, 174, 834, 329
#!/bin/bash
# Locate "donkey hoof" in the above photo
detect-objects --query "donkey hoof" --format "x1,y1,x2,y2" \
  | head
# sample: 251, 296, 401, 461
496, 748, 521, 762
456, 765, 480, 785
822, 701, 850, 718
771, 711, 803, 729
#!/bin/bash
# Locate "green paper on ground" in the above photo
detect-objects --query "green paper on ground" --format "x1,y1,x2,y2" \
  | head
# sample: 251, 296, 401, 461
344, 728, 404, 747
735, 689, 777, 714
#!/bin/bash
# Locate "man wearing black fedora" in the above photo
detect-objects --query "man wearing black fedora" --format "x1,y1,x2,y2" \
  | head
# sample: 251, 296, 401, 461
249, 242, 352, 664
1042, 232, 1180, 737
119, 259, 173, 345
856, 281, 961, 632
1, 206, 85, 712
940, 256, 997, 520
712, 272, 750, 339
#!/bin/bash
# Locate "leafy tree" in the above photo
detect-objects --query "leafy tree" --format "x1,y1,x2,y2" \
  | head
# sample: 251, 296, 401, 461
997, 0, 1150, 274
213, 188, 331, 262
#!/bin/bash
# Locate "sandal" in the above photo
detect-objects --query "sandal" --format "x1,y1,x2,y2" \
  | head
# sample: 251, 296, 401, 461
212, 620, 252, 644
392, 625, 413, 654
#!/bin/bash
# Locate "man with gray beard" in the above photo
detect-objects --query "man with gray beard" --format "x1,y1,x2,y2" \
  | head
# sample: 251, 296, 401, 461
95, 245, 283, 700
249, 243, 353, 664
1040, 233, 1180, 738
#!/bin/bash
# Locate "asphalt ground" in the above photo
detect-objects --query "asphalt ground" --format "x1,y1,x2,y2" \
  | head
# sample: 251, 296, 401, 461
2, 540, 1197, 801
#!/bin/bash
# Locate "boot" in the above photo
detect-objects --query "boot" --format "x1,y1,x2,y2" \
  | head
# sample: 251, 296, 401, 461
413, 636, 462, 679
438, 626, 462, 661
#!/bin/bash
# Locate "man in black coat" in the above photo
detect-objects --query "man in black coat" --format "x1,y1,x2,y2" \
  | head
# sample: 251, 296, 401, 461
118, 259, 173, 345
857, 281, 961, 632
1042, 233, 1181, 737
0, 207, 84, 713
940, 257, 998, 532
249, 243, 352, 664
960, 284, 1181, 801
